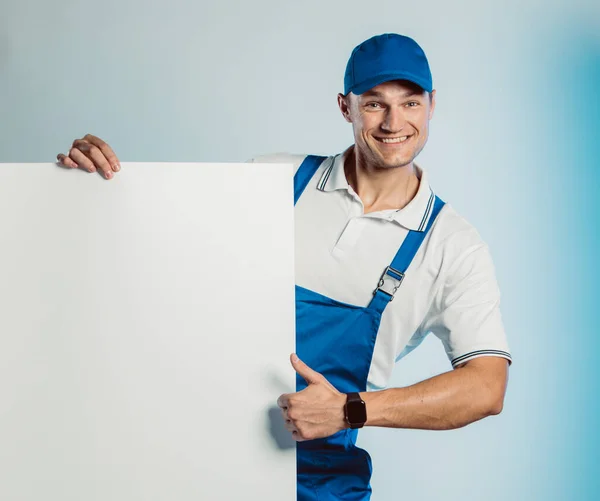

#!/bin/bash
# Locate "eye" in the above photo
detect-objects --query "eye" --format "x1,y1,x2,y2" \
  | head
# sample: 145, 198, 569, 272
405, 101, 420, 107
365, 102, 383, 109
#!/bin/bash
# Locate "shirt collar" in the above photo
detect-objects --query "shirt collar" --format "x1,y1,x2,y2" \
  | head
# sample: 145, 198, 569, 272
316, 147, 437, 232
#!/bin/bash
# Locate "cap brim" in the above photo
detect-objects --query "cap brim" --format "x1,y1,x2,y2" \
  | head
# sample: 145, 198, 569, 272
350, 72, 432, 95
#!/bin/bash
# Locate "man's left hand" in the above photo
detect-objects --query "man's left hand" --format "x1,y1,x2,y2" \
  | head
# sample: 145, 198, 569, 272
277, 354, 347, 442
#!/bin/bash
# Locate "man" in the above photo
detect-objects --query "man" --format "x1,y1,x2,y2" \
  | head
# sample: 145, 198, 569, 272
56, 33, 511, 501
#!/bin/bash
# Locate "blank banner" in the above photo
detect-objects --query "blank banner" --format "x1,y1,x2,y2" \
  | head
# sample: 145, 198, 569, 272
0, 163, 296, 501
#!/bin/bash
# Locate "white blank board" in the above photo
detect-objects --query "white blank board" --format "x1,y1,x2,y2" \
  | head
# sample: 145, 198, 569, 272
0, 163, 297, 501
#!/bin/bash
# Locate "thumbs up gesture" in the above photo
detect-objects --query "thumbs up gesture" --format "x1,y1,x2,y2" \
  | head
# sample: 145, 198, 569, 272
277, 354, 347, 442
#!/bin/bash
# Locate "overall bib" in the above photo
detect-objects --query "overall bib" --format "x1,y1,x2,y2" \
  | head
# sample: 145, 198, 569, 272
294, 155, 445, 501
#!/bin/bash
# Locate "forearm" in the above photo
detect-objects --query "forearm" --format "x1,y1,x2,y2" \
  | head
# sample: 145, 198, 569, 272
361, 359, 507, 430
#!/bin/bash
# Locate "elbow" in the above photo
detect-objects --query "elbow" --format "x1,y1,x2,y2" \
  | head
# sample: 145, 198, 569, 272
472, 382, 505, 418
484, 392, 505, 416
480, 369, 508, 417
462, 357, 509, 419
488, 398, 504, 416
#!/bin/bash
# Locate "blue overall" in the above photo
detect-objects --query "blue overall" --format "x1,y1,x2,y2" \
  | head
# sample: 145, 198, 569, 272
294, 155, 445, 501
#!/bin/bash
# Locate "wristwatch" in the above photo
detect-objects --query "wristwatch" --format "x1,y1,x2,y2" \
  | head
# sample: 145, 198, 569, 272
344, 392, 367, 429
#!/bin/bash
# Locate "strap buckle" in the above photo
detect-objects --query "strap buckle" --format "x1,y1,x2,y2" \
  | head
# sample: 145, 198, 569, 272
373, 266, 405, 301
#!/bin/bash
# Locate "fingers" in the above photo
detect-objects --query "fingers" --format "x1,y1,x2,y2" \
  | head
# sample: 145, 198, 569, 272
278, 398, 293, 431
82, 134, 121, 172
71, 139, 114, 179
56, 134, 121, 180
277, 394, 289, 409
284, 416, 307, 442
67, 147, 97, 173
284, 418, 295, 433
56, 153, 78, 169
281, 407, 305, 442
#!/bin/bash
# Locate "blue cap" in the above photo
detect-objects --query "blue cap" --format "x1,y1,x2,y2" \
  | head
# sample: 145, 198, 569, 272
344, 33, 433, 95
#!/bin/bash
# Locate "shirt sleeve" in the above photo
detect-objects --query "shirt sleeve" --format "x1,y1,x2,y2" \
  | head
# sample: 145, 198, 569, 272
423, 232, 512, 368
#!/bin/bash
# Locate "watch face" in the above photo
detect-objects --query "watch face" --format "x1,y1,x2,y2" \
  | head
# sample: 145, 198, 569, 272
347, 399, 367, 425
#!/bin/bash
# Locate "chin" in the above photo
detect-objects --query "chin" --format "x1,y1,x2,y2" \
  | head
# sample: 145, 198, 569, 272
378, 155, 414, 170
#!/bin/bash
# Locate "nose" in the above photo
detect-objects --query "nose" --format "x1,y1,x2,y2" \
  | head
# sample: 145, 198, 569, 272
381, 107, 406, 133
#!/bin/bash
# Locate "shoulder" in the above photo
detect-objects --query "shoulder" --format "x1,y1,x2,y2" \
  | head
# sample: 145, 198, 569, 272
429, 202, 496, 277
246, 153, 317, 175
432, 202, 488, 249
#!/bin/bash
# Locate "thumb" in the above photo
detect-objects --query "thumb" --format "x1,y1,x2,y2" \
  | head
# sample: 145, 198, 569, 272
290, 353, 323, 385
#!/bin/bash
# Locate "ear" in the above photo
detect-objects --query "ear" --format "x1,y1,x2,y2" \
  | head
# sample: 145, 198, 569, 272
428, 89, 437, 120
337, 93, 353, 124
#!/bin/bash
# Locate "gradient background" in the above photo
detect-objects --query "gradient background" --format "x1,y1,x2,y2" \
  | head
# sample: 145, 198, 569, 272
1, 0, 599, 499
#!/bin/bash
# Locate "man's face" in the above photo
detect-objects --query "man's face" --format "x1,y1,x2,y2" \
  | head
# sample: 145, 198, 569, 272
338, 80, 436, 170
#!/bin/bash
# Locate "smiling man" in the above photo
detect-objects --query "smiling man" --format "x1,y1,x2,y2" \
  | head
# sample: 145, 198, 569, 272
57, 33, 512, 501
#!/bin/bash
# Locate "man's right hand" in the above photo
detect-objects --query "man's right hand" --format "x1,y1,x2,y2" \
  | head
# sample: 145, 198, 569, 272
56, 134, 121, 180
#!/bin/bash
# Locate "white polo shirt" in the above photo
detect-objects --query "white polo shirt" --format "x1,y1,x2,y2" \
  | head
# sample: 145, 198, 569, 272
250, 148, 512, 391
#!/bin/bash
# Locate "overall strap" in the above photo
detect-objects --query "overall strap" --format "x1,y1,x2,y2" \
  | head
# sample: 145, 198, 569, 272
294, 155, 328, 205
369, 195, 446, 314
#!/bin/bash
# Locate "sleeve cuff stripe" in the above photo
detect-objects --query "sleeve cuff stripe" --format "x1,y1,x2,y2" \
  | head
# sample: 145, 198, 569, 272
451, 350, 512, 366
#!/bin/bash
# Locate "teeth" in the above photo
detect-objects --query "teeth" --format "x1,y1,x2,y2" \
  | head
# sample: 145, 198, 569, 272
381, 136, 408, 143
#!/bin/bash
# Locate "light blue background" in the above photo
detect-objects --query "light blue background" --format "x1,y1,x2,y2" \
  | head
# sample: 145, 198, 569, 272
2, 0, 599, 499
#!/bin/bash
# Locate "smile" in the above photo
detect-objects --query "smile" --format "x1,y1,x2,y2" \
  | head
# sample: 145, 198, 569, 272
376, 136, 410, 144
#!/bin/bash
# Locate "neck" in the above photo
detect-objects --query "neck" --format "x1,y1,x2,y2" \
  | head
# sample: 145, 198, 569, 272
344, 146, 420, 214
